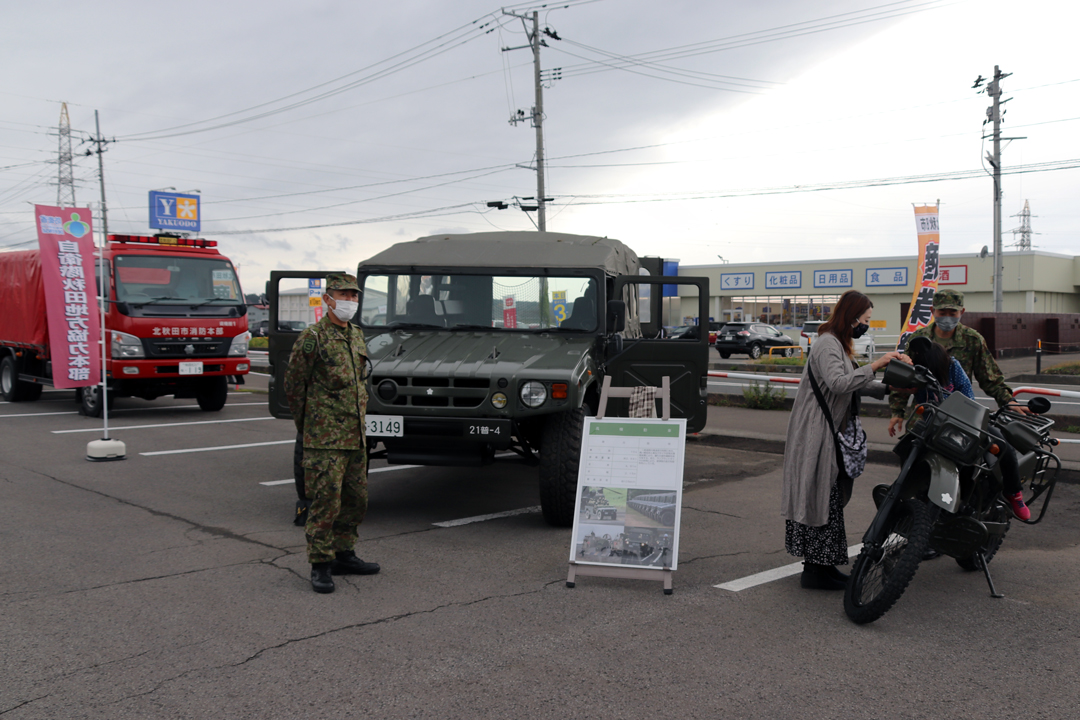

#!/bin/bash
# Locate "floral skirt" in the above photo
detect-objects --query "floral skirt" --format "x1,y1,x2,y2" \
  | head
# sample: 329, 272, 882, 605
785, 481, 848, 566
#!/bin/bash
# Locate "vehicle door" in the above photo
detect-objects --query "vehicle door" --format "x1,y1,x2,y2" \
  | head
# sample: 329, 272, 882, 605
267, 270, 344, 419
765, 325, 788, 355
606, 276, 710, 432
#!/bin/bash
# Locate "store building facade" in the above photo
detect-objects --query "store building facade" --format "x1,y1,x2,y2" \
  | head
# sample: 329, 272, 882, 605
677, 250, 1080, 342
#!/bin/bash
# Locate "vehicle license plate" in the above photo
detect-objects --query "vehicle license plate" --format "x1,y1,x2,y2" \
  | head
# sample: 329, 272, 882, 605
367, 415, 404, 437
722, 334, 733, 340
467, 420, 506, 438
178, 362, 204, 375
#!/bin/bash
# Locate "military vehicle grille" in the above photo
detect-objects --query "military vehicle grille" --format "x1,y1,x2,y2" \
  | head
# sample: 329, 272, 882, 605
372, 376, 491, 408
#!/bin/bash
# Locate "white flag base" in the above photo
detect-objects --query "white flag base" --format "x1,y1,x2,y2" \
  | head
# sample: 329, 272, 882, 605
86, 438, 126, 462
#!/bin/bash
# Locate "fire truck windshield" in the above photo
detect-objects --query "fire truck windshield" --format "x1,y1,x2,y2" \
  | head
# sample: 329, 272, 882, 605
114, 255, 243, 315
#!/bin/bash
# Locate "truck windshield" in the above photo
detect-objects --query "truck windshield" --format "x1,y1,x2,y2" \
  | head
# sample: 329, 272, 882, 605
360, 273, 598, 332
114, 255, 242, 307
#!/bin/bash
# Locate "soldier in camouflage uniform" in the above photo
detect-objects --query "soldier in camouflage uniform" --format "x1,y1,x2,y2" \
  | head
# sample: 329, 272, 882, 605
285, 273, 379, 594
889, 289, 1029, 436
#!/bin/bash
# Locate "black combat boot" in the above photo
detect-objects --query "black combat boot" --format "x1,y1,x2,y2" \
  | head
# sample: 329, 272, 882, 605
310, 562, 335, 593
331, 550, 380, 575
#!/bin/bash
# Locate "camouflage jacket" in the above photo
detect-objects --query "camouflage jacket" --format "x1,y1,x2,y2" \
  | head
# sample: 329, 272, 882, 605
889, 322, 1013, 417
285, 316, 369, 449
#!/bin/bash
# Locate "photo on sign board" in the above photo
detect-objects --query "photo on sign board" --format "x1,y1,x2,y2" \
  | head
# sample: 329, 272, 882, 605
578, 486, 626, 524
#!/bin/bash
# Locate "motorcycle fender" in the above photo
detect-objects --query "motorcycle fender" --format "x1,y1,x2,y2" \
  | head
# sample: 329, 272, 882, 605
927, 452, 961, 513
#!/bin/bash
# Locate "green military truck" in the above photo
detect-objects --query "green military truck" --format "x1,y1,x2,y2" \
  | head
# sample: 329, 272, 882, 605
267, 231, 709, 526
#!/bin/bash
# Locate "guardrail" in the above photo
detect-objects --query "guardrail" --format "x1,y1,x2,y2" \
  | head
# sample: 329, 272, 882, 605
766, 345, 804, 358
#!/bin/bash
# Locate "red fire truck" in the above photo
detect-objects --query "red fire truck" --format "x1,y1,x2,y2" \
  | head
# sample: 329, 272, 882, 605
0, 233, 250, 416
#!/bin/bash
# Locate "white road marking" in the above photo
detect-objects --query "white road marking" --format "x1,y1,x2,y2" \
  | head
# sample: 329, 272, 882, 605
53, 416, 276, 434
140, 439, 294, 456
433, 506, 541, 528
0, 411, 80, 418
259, 464, 423, 486
713, 544, 864, 592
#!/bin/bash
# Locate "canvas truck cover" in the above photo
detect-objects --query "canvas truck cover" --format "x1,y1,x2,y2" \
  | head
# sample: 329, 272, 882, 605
359, 232, 641, 276
0, 250, 48, 349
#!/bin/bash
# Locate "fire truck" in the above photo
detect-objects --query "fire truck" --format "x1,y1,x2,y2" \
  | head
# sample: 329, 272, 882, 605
0, 233, 251, 416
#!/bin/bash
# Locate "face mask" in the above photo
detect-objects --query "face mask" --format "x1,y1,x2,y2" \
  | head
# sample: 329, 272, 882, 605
935, 316, 959, 332
329, 299, 358, 322
852, 322, 869, 339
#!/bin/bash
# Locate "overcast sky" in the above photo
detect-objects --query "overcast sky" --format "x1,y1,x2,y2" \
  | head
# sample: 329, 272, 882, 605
3, 0, 1078, 293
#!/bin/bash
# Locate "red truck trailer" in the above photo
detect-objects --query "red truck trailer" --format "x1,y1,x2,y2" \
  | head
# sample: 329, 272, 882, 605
0, 233, 250, 416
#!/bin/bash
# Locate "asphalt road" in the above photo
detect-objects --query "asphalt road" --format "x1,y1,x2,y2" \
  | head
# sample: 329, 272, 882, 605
3, 387, 1079, 719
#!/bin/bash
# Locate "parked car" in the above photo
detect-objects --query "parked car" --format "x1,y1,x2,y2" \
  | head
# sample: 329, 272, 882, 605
799, 321, 876, 359
707, 321, 724, 345
714, 322, 795, 359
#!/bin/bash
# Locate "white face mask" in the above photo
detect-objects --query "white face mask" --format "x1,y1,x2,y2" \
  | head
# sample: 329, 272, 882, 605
329, 299, 358, 322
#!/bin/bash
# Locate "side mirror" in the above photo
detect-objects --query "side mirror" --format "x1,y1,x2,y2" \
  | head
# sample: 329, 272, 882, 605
606, 300, 626, 334
882, 359, 921, 389
1027, 396, 1052, 415
259, 293, 268, 305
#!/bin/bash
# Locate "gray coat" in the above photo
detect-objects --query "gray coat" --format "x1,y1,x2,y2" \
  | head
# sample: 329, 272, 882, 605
780, 332, 880, 526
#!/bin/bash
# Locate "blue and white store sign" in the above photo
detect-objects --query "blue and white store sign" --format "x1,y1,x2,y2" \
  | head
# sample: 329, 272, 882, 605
866, 267, 908, 287
149, 191, 201, 232
813, 269, 853, 289
720, 273, 754, 291
765, 271, 801, 290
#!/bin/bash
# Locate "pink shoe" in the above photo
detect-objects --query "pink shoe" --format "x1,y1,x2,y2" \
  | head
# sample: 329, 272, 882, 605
1004, 491, 1031, 521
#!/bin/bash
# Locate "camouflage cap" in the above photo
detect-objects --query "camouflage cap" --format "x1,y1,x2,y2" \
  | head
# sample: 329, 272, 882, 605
933, 288, 964, 311
324, 272, 360, 292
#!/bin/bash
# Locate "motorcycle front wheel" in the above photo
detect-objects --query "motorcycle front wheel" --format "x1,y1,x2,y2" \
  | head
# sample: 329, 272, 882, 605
844, 499, 935, 625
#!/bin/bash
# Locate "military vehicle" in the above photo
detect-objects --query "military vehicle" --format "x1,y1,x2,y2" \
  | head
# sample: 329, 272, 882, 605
267, 231, 709, 526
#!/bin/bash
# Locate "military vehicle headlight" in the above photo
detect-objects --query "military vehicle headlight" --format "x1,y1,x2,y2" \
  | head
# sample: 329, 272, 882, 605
491, 392, 508, 409
520, 381, 547, 408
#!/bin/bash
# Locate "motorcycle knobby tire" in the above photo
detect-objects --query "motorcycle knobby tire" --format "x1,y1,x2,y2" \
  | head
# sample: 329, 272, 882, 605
844, 499, 936, 625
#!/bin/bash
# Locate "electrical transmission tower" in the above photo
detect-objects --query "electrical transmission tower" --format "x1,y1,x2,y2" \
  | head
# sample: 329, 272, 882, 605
1010, 199, 1037, 250
56, 102, 76, 208
502, 9, 561, 231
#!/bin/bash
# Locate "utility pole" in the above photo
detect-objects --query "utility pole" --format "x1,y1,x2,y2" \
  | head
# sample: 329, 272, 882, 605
975, 66, 1018, 312
502, 10, 559, 231
56, 103, 76, 208
90, 110, 110, 242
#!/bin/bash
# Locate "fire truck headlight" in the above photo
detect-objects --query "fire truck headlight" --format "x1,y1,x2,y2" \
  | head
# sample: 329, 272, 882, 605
111, 331, 145, 359
228, 331, 251, 357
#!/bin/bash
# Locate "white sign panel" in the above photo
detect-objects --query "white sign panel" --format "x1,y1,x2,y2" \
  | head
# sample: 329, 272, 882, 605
866, 267, 908, 287
765, 271, 801, 290
813, 269, 853, 288
570, 417, 686, 571
939, 265, 967, 285
720, 273, 754, 291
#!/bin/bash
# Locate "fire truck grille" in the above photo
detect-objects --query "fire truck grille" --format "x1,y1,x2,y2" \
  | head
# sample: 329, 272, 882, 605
143, 338, 231, 358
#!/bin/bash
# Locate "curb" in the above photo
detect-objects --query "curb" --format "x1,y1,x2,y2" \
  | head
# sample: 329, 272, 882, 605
690, 431, 1080, 484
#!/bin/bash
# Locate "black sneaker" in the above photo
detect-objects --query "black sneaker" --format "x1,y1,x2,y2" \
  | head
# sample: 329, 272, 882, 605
331, 551, 380, 576
800, 562, 846, 590
310, 562, 334, 593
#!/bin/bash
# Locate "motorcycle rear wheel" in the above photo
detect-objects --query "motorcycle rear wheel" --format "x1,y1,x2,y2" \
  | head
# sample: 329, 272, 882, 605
844, 499, 935, 625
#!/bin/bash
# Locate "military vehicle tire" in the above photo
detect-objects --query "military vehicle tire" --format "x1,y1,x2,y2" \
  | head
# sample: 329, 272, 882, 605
197, 376, 229, 411
1, 355, 42, 402
80, 384, 114, 418
539, 406, 586, 527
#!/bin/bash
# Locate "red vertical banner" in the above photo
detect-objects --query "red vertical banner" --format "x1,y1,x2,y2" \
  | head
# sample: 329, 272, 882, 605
35, 205, 102, 389
502, 296, 517, 328
897, 205, 940, 350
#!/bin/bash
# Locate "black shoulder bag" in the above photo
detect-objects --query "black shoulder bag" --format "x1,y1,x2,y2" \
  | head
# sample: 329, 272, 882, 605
806, 360, 868, 507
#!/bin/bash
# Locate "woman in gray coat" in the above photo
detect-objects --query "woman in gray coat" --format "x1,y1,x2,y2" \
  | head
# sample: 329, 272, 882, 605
781, 291, 907, 590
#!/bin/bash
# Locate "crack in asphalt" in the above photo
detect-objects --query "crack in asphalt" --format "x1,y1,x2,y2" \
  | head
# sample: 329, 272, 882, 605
679, 549, 752, 566
0, 695, 50, 716
97, 583, 556, 708
682, 504, 742, 519
10, 464, 287, 554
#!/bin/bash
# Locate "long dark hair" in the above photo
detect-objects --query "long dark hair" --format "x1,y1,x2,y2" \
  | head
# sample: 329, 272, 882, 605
819, 290, 873, 357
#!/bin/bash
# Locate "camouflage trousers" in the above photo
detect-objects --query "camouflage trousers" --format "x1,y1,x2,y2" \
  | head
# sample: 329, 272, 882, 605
302, 447, 368, 564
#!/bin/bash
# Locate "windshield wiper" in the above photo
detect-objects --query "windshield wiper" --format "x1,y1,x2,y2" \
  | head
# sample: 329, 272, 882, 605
381, 321, 445, 330
188, 297, 237, 307
449, 323, 497, 331
129, 296, 186, 306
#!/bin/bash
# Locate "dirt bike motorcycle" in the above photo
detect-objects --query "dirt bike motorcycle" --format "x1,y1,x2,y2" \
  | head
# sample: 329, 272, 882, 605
844, 359, 1061, 625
